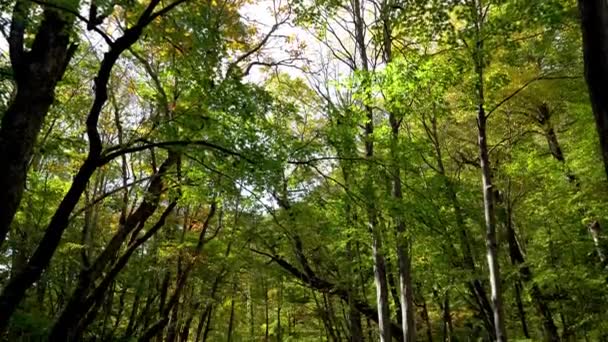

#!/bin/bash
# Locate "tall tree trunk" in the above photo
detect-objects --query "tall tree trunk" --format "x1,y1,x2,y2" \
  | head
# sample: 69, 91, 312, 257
578, 0, 608, 180
180, 304, 198, 342
421, 296, 433, 342
201, 305, 214, 342
165, 305, 180, 342
424, 111, 496, 337
313, 290, 338, 341
0, 1, 184, 328
50, 156, 178, 340
126, 289, 142, 337
339, 149, 364, 342
504, 201, 559, 341
477, 101, 507, 342
277, 281, 283, 342
248, 283, 254, 339
381, 1, 416, 338
349, 297, 364, 342
0, 3, 77, 247
473, 11, 507, 338
391, 131, 416, 342
535, 104, 608, 267
139, 202, 217, 341
227, 286, 236, 342
257, 248, 405, 338
351, 0, 391, 338
195, 306, 211, 342
441, 292, 452, 342
386, 258, 403, 325
513, 281, 530, 339
110, 284, 128, 339
264, 279, 269, 342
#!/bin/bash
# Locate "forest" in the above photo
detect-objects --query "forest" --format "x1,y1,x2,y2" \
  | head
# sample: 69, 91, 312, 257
0, 0, 608, 341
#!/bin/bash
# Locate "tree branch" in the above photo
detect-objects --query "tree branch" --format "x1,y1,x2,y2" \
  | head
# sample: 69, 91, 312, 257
486, 75, 581, 118
100, 140, 254, 165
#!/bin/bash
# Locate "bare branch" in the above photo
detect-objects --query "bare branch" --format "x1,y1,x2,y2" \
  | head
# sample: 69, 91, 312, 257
486, 75, 581, 118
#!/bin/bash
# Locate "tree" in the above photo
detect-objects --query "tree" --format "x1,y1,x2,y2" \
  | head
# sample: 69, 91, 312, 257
1, 0, 608, 340
578, 0, 608, 180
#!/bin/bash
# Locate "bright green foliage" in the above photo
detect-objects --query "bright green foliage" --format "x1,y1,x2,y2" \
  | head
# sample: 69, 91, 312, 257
1, 0, 607, 340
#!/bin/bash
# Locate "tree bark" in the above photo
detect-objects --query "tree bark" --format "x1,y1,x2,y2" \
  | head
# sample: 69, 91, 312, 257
194, 306, 211, 342
588, 221, 608, 266
505, 203, 558, 341
390, 121, 416, 342
253, 249, 405, 340
264, 279, 270, 341
49, 156, 178, 340
541, 105, 608, 266
138, 202, 217, 341
441, 292, 452, 342
201, 305, 214, 342
420, 296, 433, 342
351, 0, 392, 338
227, 286, 236, 342
0, 0, 183, 328
477, 105, 507, 342
380, 3, 417, 338
423, 111, 496, 337
513, 281, 530, 338
0, 3, 77, 247
277, 281, 283, 342
474, 18, 507, 339
126, 289, 142, 337
578, 0, 608, 180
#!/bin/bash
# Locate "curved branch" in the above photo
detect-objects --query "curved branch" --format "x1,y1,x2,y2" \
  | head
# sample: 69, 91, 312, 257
100, 140, 254, 165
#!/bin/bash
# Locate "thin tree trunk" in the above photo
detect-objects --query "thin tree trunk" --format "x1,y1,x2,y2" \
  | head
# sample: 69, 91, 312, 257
387, 258, 403, 325
180, 306, 197, 342
195, 306, 211, 342
139, 202, 217, 341
277, 281, 283, 342
313, 291, 337, 341
110, 284, 128, 339
248, 283, 254, 339
442, 292, 452, 342
391, 141, 416, 342
424, 111, 496, 337
589, 221, 608, 266
325, 293, 342, 341
136, 289, 157, 336
100, 282, 115, 340
534, 104, 608, 266
126, 290, 142, 337
513, 281, 530, 338
351, 0, 392, 337
255, 248, 405, 338
227, 286, 236, 342
477, 102, 507, 342
421, 296, 433, 342
264, 279, 269, 342
381, 3, 416, 338
504, 203, 558, 341
201, 305, 214, 342
471, 2, 507, 338
165, 305, 180, 342
49, 159, 178, 340
340, 156, 364, 342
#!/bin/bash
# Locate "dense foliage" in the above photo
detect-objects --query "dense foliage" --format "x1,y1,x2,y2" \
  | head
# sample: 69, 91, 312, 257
0, 0, 607, 341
